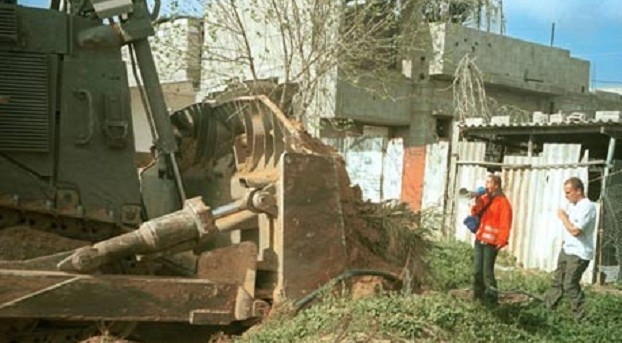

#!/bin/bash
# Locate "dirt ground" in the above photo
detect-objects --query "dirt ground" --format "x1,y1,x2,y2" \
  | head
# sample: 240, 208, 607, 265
448, 288, 534, 304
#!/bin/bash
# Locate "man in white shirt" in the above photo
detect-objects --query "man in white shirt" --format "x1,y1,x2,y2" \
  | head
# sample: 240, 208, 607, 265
544, 177, 597, 321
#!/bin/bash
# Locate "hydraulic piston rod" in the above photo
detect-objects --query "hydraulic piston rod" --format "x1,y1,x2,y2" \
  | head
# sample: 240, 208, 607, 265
56, 194, 269, 273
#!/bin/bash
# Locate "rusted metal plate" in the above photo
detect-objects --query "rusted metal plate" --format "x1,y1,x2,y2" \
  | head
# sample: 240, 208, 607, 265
276, 152, 347, 301
197, 241, 258, 297
0, 269, 241, 324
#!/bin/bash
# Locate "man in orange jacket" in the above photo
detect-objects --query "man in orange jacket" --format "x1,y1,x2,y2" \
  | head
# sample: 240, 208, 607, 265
471, 174, 513, 306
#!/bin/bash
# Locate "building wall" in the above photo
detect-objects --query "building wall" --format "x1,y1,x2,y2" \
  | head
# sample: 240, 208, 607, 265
123, 18, 203, 87
200, 0, 339, 131
420, 23, 590, 94
123, 18, 203, 153
151, 18, 203, 85
335, 73, 411, 126
556, 91, 622, 116
130, 81, 197, 153
201, 0, 287, 93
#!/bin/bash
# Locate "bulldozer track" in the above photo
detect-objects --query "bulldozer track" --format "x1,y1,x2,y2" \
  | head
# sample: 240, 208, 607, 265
0, 207, 128, 243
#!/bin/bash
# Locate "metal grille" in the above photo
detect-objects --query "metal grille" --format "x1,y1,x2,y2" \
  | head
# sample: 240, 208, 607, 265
602, 182, 622, 280
0, 50, 50, 152
0, 5, 18, 42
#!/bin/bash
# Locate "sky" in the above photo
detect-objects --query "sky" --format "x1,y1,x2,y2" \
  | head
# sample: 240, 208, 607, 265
17, 0, 622, 90
504, 0, 622, 90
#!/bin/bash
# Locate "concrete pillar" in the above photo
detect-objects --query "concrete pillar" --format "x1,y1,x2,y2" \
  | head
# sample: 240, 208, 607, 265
402, 83, 436, 212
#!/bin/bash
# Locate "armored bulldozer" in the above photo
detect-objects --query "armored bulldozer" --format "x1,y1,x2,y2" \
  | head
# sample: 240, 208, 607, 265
0, 1, 360, 341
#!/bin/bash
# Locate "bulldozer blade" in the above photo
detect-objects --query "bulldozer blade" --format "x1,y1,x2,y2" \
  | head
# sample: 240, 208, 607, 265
274, 152, 348, 301
0, 269, 248, 325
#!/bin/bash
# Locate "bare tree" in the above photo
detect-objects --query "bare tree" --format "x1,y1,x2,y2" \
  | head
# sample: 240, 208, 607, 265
154, 0, 503, 129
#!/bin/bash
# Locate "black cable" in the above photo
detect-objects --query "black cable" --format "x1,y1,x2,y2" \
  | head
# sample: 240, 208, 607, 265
294, 269, 401, 313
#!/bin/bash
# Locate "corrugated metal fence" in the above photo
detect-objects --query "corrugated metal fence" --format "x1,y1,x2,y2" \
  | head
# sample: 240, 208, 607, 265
323, 136, 404, 202
324, 136, 448, 207
453, 143, 598, 282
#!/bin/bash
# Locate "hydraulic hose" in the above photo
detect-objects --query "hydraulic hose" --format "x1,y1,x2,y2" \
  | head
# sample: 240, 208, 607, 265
294, 269, 401, 313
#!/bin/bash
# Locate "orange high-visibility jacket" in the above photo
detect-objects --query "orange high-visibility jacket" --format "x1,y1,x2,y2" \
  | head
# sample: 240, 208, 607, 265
471, 193, 513, 248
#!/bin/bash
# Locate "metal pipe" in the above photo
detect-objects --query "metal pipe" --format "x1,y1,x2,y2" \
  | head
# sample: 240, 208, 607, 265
599, 137, 616, 201
212, 198, 249, 218
131, 38, 178, 154
214, 210, 257, 232
596, 137, 616, 284
168, 153, 186, 203
132, 38, 185, 203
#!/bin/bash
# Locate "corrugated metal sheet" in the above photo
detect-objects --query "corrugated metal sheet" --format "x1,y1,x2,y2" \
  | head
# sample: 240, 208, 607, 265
460, 119, 621, 128
453, 143, 598, 282
383, 138, 403, 200
502, 144, 597, 283
323, 136, 385, 202
422, 141, 449, 209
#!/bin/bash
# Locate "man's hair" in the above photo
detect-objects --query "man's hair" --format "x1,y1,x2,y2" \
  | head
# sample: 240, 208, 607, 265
488, 174, 502, 189
565, 177, 585, 194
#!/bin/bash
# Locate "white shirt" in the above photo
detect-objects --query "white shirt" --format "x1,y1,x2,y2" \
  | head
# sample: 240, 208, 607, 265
562, 198, 597, 260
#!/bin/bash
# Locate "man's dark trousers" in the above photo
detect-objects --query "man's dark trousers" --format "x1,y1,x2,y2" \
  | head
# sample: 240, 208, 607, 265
473, 239, 499, 305
544, 250, 590, 319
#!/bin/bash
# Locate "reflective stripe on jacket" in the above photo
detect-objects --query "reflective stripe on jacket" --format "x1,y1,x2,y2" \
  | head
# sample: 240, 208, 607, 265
471, 193, 513, 247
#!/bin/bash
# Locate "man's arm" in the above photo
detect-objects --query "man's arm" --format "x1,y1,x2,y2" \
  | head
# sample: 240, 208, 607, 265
557, 209, 582, 237
557, 202, 596, 237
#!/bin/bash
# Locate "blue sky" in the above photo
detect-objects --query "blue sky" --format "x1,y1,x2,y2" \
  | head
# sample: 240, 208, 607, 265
505, 0, 622, 90
18, 0, 622, 90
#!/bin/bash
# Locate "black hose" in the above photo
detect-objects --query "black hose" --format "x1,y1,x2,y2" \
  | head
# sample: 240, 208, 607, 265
294, 269, 401, 313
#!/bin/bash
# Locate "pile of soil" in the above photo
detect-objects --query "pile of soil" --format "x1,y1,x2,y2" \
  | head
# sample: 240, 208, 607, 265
0, 225, 87, 261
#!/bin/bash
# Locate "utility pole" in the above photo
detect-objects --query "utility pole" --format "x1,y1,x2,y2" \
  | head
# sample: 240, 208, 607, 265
550, 22, 556, 46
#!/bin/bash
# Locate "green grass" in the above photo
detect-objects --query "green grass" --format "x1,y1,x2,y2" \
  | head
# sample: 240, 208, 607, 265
237, 240, 622, 343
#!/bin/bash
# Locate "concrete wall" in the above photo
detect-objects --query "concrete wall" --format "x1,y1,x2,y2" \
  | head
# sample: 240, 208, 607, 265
130, 81, 197, 153
556, 91, 622, 116
419, 23, 590, 95
123, 18, 203, 87
200, 0, 339, 129
201, 0, 287, 94
335, 73, 411, 126
122, 18, 202, 153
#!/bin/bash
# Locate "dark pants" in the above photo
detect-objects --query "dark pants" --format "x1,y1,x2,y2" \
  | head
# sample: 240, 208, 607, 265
544, 250, 590, 319
473, 239, 499, 305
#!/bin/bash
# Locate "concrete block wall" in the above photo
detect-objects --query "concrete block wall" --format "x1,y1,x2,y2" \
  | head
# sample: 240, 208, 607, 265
123, 18, 203, 86
335, 73, 412, 126
131, 81, 197, 153
201, 0, 287, 94
424, 23, 590, 94
556, 91, 622, 116
200, 0, 339, 126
